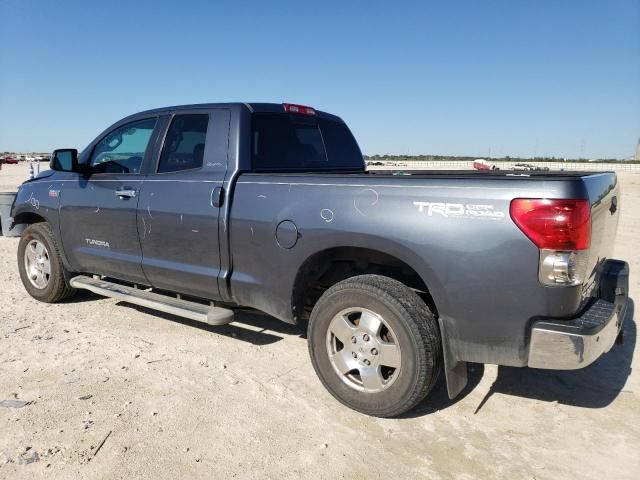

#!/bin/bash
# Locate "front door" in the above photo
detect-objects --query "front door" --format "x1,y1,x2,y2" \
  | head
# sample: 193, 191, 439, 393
59, 117, 159, 284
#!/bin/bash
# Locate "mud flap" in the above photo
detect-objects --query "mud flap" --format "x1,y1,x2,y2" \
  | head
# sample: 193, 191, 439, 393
438, 317, 468, 399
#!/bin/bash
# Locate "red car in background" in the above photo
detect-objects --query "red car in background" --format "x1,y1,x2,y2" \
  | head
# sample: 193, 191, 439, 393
473, 158, 492, 170
2, 156, 19, 164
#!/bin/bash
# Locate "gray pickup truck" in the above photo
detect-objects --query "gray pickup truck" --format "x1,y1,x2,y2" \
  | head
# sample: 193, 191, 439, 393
10, 102, 630, 417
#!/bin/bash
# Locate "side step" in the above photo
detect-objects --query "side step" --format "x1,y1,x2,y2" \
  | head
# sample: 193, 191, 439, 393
69, 275, 234, 326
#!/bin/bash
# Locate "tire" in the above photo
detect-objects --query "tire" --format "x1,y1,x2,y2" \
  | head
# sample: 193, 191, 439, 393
17, 222, 76, 303
308, 274, 442, 417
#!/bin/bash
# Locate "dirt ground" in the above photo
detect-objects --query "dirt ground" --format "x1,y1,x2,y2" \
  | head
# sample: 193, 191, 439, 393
0, 163, 638, 479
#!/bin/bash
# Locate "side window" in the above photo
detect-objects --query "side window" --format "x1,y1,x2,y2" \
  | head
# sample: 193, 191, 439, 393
90, 118, 157, 174
157, 114, 209, 173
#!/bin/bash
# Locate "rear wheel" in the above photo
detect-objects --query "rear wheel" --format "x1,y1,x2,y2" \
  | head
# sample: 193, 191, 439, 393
17, 223, 75, 303
308, 274, 442, 417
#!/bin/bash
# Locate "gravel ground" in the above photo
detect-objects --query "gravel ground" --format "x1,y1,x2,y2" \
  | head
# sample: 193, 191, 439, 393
0, 163, 638, 479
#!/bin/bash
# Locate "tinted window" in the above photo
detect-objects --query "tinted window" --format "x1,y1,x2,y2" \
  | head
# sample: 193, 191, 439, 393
251, 113, 363, 171
320, 119, 363, 168
158, 114, 209, 173
90, 118, 156, 174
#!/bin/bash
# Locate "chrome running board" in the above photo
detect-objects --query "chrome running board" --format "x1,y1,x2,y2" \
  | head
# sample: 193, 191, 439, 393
69, 275, 233, 326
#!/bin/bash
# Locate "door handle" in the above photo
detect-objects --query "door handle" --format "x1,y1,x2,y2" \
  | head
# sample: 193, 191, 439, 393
211, 186, 224, 208
115, 188, 136, 199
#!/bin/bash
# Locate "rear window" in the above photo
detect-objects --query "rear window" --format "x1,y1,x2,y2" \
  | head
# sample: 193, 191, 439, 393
251, 113, 363, 171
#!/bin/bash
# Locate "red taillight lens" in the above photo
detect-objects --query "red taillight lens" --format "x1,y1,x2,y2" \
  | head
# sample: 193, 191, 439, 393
509, 198, 591, 250
283, 103, 316, 115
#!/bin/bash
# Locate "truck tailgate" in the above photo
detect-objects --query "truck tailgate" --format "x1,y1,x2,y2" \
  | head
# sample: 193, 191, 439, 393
582, 172, 621, 300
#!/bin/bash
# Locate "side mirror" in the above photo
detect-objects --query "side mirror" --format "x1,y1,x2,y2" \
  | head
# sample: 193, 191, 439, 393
50, 149, 79, 172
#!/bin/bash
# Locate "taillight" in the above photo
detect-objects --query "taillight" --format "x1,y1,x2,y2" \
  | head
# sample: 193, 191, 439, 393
283, 103, 316, 115
511, 198, 591, 286
510, 198, 591, 250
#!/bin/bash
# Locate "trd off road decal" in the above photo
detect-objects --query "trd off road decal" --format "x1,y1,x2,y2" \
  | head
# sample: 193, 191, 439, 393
413, 201, 505, 221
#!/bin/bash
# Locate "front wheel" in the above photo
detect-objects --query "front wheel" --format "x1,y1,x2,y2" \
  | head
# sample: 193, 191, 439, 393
308, 274, 442, 417
17, 223, 76, 303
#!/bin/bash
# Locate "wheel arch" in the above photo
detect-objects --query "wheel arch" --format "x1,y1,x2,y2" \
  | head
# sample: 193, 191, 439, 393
291, 245, 443, 324
12, 211, 47, 227
5, 211, 48, 237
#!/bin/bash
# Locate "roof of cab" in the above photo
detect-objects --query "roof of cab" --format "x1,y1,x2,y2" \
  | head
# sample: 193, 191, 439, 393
128, 102, 342, 122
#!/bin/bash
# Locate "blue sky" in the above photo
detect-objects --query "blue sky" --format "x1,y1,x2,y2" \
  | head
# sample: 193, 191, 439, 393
1, 0, 638, 158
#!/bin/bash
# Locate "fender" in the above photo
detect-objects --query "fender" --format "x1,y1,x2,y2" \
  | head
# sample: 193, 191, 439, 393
11, 177, 73, 273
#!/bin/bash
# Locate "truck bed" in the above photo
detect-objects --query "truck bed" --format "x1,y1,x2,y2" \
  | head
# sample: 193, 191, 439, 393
368, 169, 611, 179
247, 169, 612, 180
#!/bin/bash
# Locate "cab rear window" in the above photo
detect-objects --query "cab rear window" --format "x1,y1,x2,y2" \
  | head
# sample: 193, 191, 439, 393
251, 113, 363, 171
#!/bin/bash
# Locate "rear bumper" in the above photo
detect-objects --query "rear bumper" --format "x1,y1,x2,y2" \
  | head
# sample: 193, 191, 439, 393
528, 259, 629, 370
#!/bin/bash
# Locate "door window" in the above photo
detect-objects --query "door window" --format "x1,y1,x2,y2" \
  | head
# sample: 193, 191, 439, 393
90, 118, 157, 174
158, 114, 209, 173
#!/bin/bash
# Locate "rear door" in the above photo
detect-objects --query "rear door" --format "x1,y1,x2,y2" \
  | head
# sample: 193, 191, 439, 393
59, 117, 160, 283
137, 109, 230, 300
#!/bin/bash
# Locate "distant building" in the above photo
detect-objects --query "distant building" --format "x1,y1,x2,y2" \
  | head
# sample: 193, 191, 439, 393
636, 137, 640, 161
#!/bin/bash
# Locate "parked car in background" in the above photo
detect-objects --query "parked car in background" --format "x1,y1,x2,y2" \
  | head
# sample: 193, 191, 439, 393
472, 159, 491, 170
512, 163, 550, 172
2, 156, 19, 164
